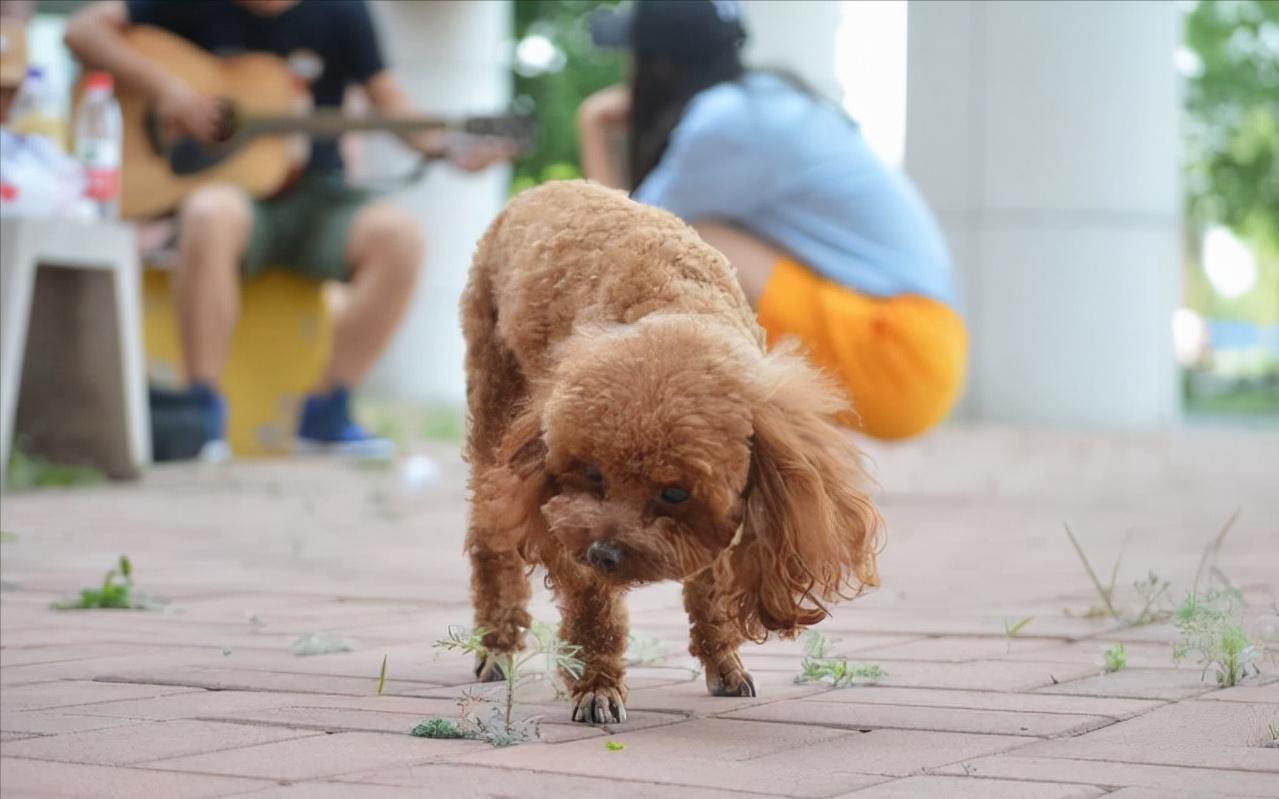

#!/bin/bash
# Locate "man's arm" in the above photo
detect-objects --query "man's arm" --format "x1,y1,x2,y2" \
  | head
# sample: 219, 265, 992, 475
363, 70, 514, 173
64, 0, 220, 141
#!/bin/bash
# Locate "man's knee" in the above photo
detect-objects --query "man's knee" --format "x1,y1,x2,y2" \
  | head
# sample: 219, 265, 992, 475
351, 204, 425, 274
179, 185, 252, 242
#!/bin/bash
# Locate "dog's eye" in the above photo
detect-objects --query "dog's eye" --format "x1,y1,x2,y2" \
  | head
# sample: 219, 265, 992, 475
582, 465, 604, 484
659, 486, 689, 504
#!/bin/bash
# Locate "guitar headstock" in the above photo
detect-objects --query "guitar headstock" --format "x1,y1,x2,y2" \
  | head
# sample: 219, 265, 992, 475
462, 112, 538, 155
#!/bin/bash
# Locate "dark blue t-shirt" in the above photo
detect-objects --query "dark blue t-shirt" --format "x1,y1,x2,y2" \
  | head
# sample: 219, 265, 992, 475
126, 0, 386, 174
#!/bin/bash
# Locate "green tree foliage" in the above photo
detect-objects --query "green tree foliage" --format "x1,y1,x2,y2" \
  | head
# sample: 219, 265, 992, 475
512, 0, 624, 191
1184, 0, 1279, 247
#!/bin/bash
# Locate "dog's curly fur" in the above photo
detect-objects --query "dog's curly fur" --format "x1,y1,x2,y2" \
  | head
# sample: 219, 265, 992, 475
461, 181, 881, 724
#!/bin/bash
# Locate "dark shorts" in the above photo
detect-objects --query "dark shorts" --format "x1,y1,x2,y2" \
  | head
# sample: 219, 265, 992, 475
243, 173, 373, 282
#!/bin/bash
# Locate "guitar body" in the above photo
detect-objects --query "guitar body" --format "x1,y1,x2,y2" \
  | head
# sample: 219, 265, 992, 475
118, 26, 305, 219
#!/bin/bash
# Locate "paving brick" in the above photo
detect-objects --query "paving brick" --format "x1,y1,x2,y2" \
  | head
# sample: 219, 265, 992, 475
0, 758, 272, 799
860, 659, 1099, 692
0, 719, 312, 765
720, 697, 1111, 737
856, 635, 1078, 662
202, 699, 680, 740
1015, 697, 1279, 771
833, 775, 1105, 798
141, 730, 475, 781
743, 726, 1029, 778
0, 680, 201, 712
1199, 681, 1279, 705
623, 668, 828, 716
236, 783, 433, 798
335, 762, 781, 798
0, 709, 138, 735
1004, 640, 1181, 669
1, 648, 237, 687
1099, 789, 1265, 799
1036, 668, 1220, 700
932, 755, 1279, 796
0, 644, 131, 668
69, 689, 302, 721
444, 718, 881, 796
92, 666, 437, 696
806, 686, 1162, 718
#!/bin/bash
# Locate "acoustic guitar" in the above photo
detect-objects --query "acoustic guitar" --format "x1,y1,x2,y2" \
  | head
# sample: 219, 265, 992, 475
111, 26, 535, 219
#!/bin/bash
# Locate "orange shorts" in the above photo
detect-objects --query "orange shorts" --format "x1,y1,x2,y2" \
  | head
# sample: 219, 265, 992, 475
757, 258, 968, 440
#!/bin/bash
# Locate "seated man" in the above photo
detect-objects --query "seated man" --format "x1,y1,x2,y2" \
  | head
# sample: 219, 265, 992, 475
65, 0, 512, 458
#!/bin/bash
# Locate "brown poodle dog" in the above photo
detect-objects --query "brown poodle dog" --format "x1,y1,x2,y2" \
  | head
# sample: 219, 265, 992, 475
461, 180, 881, 724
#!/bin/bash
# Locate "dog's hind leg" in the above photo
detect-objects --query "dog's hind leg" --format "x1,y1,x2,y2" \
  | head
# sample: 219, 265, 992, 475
461, 233, 537, 681
684, 568, 756, 697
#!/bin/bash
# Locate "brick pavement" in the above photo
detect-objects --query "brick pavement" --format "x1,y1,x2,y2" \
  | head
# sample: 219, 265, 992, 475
1, 426, 1277, 797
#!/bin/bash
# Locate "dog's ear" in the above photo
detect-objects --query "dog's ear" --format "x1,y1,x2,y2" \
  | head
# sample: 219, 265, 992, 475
467, 403, 551, 556
724, 342, 882, 641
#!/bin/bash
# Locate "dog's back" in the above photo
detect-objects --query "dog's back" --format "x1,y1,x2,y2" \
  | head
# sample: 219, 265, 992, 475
465, 180, 760, 380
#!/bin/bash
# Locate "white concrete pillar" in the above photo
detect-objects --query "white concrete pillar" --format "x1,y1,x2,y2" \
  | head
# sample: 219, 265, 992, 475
742, 0, 843, 101
906, 0, 1182, 427
362, 0, 512, 405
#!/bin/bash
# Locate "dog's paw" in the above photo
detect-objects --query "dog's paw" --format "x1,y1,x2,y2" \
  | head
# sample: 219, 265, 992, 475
473, 653, 507, 683
570, 686, 628, 725
705, 654, 756, 697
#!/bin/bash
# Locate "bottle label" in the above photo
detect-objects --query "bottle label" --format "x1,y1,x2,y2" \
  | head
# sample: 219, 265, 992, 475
76, 141, 121, 202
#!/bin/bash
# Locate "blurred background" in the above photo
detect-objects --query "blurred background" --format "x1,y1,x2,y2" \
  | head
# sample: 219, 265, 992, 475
2, 0, 1276, 485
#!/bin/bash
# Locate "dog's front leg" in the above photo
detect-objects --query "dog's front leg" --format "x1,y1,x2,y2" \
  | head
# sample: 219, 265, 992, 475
684, 568, 756, 697
553, 564, 629, 724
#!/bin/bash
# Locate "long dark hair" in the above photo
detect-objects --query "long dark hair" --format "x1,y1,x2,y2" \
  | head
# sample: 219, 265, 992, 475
627, 55, 851, 192
627, 49, 745, 191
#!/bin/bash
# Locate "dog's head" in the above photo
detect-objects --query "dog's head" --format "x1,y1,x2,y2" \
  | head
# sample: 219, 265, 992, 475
498, 316, 881, 640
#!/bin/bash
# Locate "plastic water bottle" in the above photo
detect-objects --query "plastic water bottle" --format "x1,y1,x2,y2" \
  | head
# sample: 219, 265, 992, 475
9, 66, 67, 148
73, 72, 123, 219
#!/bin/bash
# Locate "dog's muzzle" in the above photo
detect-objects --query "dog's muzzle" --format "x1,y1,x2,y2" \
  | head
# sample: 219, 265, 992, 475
585, 540, 623, 573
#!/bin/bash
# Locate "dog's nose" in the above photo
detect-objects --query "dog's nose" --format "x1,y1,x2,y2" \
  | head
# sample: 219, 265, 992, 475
586, 540, 623, 573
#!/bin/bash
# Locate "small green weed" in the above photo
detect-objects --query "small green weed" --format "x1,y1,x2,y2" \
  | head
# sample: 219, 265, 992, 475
605, 740, 625, 751
1003, 616, 1034, 637
411, 717, 464, 739
1173, 589, 1259, 687
1062, 524, 1179, 627
794, 630, 885, 688
289, 633, 354, 656
625, 630, 668, 666
8, 447, 105, 490
52, 555, 138, 610
1103, 643, 1127, 673
432, 623, 584, 746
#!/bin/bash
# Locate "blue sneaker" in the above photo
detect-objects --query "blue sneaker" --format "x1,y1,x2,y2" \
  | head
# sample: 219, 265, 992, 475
296, 386, 394, 459
189, 382, 230, 462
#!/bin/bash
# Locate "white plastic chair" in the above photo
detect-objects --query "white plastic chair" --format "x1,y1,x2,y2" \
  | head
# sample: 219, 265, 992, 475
0, 216, 149, 485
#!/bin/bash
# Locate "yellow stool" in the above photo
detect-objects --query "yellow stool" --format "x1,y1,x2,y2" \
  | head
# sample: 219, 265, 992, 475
142, 269, 333, 457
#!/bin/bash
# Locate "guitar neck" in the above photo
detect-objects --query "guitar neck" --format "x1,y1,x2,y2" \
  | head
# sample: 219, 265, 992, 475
241, 111, 454, 139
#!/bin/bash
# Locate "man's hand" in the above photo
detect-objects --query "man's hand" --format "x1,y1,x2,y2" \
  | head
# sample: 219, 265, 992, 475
437, 133, 518, 172
414, 129, 516, 172
155, 78, 223, 143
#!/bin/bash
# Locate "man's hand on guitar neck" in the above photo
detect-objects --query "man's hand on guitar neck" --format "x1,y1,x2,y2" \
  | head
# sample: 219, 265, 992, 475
416, 130, 519, 173
365, 71, 516, 173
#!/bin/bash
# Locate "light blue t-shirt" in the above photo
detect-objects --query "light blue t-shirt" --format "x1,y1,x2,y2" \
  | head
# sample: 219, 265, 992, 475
633, 73, 956, 308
